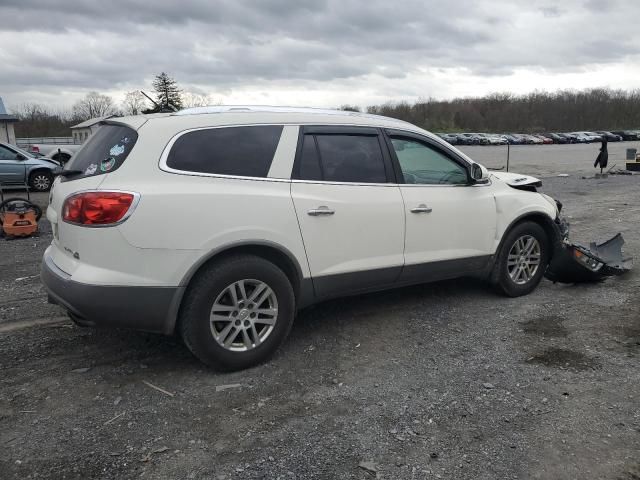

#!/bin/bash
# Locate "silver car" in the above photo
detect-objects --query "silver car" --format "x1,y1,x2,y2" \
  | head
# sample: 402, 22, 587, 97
0, 142, 62, 191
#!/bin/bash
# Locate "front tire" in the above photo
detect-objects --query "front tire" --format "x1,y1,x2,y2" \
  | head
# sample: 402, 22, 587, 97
179, 255, 296, 371
29, 171, 53, 192
491, 221, 549, 297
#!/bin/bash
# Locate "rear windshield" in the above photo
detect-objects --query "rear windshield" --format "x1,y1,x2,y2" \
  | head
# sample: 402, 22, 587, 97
64, 124, 138, 181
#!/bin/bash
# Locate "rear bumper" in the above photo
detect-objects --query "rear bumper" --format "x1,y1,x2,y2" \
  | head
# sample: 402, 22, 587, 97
41, 252, 184, 334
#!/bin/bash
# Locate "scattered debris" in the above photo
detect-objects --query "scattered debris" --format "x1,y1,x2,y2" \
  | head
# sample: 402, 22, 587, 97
482, 383, 495, 390
557, 174, 569, 177
152, 446, 169, 454
215, 383, 242, 392
14, 275, 39, 282
546, 233, 633, 283
103, 412, 125, 426
358, 460, 378, 474
71, 367, 91, 374
142, 380, 175, 397
113, 396, 122, 406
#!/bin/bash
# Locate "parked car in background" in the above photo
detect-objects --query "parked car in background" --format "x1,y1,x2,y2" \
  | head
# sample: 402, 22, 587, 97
520, 134, 543, 145
21, 140, 82, 164
534, 135, 553, 145
502, 134, 523, 145
571, 132, 601, 143
41, 106, 563, 370
557, 133, 580, 143
610, 130, 640, 141
0, 142, 62, 191
436, 133, 459, 145
456, 133, 482, 145
543, 133, 568, 144
594, 131, 622, 142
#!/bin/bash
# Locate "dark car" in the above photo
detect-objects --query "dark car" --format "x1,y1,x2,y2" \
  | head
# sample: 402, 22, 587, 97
594, 131, 622, 142
502, 134, 524, 145
435, 133, 459, 145
544, 133, 568, 144
558, 133, 583, 143
611, 130, 640, 141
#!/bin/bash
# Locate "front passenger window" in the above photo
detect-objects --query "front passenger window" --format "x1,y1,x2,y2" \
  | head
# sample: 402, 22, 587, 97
390, 137, 468, 185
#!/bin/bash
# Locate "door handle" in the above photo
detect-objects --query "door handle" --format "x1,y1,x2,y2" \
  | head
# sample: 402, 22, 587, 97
307, 206, 335, 216
410, 204, 433, 214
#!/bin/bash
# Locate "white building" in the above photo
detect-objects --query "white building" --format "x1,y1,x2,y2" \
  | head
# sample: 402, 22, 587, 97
70, 115, 113, 143
0, 96, 18, 145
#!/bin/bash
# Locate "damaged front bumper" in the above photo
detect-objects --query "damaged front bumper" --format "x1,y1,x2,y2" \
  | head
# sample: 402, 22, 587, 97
545, 216, 633, 283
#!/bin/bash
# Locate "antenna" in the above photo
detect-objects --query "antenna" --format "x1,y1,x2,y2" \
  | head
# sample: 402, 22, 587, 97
140, 91, 178, 113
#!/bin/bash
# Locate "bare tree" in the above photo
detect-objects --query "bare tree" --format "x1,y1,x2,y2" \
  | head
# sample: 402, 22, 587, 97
121, 91, 148, 116
182, 92, 214, 108
72, 91, 117, 121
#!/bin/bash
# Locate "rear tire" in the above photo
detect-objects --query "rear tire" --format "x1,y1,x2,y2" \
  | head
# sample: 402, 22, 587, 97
29, 171, 53, 192
179, 255, 296, 371
491, 221, 549, 297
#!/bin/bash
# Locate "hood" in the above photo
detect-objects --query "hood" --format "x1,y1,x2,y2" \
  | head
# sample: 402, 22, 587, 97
491, 171, 542, 190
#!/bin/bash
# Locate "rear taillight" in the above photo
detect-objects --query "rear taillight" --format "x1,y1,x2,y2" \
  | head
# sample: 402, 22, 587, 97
62, 191, 137, 226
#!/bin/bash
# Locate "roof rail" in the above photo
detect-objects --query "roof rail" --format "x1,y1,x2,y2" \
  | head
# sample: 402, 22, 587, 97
171, 105, 411, 125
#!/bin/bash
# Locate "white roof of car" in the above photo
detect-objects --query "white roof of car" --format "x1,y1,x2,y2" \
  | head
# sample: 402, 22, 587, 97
113, 105, 417, 132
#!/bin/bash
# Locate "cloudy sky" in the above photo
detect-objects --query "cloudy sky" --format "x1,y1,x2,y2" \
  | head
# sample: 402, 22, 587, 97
1, 0, 639, 112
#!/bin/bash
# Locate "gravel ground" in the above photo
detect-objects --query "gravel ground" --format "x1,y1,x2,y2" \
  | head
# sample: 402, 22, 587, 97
1, 144, 639, 479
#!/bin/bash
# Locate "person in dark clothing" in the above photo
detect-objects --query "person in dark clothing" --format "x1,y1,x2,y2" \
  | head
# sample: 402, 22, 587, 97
594, 136, 608, 173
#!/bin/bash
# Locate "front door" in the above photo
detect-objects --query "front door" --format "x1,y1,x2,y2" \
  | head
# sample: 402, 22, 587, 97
290, 127, 405, 298
0, 145, 25, 185
385, 131, 497, 282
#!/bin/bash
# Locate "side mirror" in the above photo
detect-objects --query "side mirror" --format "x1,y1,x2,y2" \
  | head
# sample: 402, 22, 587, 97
16, 154, 26, 161
470, 163, 489, 184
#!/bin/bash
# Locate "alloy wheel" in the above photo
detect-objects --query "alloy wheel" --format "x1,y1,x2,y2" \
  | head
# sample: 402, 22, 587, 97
507, 235, 541, 285
209, 279, 278, 352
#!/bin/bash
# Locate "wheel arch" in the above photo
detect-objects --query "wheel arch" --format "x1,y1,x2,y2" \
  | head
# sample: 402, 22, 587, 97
496, 212, 562, 260
166, 241, 312, 335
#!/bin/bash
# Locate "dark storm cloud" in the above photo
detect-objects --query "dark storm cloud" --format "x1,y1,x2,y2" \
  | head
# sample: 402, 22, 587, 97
0, 0, 638, 106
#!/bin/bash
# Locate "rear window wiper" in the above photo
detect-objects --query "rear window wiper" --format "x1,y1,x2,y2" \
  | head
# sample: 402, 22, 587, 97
57, 169, 84, 177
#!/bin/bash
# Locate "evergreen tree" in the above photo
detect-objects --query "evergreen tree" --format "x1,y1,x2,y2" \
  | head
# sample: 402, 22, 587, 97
152, 72, 183, 110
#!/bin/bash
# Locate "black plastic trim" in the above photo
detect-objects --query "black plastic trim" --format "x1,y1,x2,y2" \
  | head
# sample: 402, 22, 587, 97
41, 254, 181, 334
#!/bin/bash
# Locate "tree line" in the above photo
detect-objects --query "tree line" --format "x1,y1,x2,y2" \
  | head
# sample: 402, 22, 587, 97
11, 80, 640, 138
353, 88, 640, 133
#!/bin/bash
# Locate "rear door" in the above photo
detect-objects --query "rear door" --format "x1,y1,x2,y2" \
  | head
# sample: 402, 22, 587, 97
290, 126, 405, 298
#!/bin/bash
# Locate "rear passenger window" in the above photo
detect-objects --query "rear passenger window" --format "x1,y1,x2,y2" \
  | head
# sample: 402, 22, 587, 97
167, 125, 283, 177
298, 135, 322, 181
299, 134, 387, 183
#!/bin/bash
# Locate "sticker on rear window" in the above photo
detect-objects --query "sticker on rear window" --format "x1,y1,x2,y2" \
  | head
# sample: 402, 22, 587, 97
85, 163, 97, 175
100, 157, 116, 172
109, 144, 125, 156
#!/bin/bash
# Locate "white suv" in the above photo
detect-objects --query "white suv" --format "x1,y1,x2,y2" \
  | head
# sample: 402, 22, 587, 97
42, 106, 563, 370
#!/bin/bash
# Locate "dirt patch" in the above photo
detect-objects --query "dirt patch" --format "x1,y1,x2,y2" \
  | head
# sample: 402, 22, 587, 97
619, 462, 640, 480
522, 315, 568, 337
526, 347, 598, 371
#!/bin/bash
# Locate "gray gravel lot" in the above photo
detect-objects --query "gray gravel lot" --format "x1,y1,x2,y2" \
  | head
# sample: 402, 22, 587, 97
0, 144, 639, 479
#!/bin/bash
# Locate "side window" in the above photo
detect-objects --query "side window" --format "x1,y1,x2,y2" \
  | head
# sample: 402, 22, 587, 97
390, 137, 468, 185
0, 145, 18, 160
166, 125, 283, 177
298, 135, 322, 181
310, 134, 387, 183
